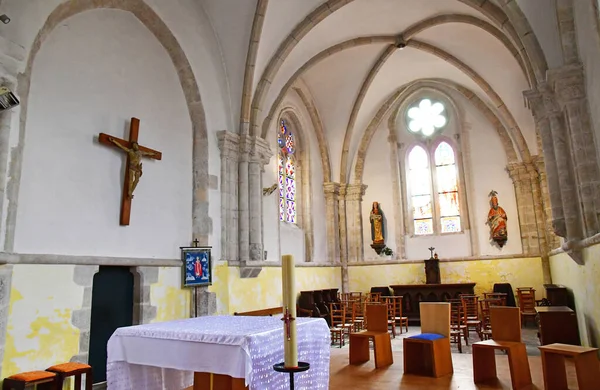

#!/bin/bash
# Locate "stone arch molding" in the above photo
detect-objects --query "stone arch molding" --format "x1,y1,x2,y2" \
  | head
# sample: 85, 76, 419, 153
11, 0, 210, 249
6, 0, 213, 372
352, 79, 519, 185
249, 0, 550, 139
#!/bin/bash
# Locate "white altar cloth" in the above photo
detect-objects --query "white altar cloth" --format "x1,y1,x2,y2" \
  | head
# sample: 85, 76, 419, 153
106, 315, 330, 390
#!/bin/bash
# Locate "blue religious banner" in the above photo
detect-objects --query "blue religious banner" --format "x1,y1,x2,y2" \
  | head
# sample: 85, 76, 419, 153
181, 246, 212, 287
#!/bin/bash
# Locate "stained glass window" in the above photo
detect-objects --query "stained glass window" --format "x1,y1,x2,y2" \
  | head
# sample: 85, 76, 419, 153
278, 120, 296, 223
406, 99, 447, 136
408, 146, 433, 235
435, 142, 461, 233
406, 141, 462, 235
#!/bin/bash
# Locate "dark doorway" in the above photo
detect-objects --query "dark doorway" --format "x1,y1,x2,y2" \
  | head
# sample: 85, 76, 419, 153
88, 266, 134, 383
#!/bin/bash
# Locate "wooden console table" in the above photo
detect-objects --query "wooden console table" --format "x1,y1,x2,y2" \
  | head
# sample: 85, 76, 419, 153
536, 306, 580, 346
390, 283, 476, 324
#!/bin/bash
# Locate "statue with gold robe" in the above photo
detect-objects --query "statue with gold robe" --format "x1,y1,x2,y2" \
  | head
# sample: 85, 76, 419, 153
370, 202, 385, 245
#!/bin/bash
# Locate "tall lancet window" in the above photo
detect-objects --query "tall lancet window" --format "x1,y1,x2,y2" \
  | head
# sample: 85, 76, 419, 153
405, 98, 462, 235
278, 120, 296, 223
435, 142, 461, 233
408, 146, 433, 235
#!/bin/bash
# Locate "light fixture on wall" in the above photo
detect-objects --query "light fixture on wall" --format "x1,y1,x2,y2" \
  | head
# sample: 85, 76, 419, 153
0, 87, 19, 111
0, 14, 10, 24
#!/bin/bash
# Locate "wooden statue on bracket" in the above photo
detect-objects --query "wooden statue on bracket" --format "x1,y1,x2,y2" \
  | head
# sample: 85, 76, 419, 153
487, 190, 508, 248
370, 201, 386, 255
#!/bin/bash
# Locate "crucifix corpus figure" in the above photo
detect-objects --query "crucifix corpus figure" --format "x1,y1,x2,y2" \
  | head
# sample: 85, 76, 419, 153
98, 117, 162, 226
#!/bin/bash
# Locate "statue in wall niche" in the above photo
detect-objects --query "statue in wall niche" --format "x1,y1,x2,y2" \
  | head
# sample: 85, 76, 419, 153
370, 202, 386, 255
425, 247, 441, 284
487, 190, 508, 248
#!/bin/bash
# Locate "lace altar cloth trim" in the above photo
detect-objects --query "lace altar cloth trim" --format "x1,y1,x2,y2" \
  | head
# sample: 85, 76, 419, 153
107, 316, 330, 390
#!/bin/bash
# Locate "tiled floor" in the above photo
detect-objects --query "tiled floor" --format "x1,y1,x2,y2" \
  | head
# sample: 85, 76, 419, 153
328, 325, 581, 389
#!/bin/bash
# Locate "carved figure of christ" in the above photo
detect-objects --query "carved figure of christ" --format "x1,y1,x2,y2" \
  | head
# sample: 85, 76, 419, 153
98, 117, 162, 226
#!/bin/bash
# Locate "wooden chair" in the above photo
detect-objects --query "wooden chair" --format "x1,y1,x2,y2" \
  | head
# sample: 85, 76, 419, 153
538, 343, 600, 390
448, 299, 468, 353
391, 295, 408, 334
3, 371, 57, 389
460, 294, 481, 339
46, 362, 93, 390
479, 297, 503, 340
484, 292, 508, 306
516, 287, 537, 326
329, 304, 346, 348
403, 302, 453, 378
349, 304, 393, 368
351, 302, 365, 332
472, 306, 532, 390
381, 297, 397, 338
366, 292, 381, 303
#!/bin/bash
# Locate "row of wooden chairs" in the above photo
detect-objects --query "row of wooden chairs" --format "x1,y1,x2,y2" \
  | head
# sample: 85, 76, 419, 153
3, 362, 92, 390
329, 293, 408, 346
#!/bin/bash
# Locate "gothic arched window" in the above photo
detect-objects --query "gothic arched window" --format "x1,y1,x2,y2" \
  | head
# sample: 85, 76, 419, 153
404, 98, 462, 235
407, 142, 462, 235
278, 120, 296, 223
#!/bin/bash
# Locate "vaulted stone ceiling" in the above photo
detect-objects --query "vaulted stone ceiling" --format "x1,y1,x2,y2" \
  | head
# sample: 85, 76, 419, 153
199, 0, 563, 183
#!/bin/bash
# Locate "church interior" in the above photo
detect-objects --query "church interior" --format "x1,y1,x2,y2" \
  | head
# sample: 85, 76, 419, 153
1, 0, 600, 389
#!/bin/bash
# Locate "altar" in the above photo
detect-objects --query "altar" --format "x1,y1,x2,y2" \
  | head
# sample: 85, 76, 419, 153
390, 283, 476, 324
106, 315, 330, 390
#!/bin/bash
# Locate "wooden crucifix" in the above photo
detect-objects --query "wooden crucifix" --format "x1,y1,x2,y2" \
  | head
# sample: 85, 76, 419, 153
98, 117, 162, 226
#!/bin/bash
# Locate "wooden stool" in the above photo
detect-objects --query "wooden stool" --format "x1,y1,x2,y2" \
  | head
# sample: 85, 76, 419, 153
403, 302, 453, 378
349, 304, 393, 368
472, 306, 532, 389
3, 371, 57, 389
538, 343, 600, 390
46, 362, 92, 390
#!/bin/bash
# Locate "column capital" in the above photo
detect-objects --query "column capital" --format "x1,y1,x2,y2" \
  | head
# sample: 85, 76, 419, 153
346, 184, 367, 201
323, 182, 341, 196
217, 130, 240, 160
524, 83, 561, 120
506, 161, 537, 185
547, 63, 586, 107
249, 136, 273, 166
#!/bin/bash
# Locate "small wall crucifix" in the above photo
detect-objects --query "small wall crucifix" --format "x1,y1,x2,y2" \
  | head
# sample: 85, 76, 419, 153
98, 117, 162, 226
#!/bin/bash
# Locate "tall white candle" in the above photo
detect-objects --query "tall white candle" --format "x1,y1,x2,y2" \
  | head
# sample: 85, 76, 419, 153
281, 254, 298, 368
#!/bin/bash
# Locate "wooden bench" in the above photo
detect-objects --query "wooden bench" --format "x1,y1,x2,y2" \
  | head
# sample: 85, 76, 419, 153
538, 343, 600, 390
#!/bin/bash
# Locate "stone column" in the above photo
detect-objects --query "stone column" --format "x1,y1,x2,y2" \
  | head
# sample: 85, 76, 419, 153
524, 88, 570, 238
346, 184, 367, 263
337, 184, 348, 293
323, 182, 340, 263
388, 132, 404, 259
507, 162, 539, 255
549, 64, 600, 237
217, 131, 240, 264
535, 156, 561, 249
248, 136, 272, 262
0, 36, 24, 251
238, 135, 251, 264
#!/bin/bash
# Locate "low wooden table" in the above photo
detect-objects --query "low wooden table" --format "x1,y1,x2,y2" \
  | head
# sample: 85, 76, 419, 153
538, 343, 600, 390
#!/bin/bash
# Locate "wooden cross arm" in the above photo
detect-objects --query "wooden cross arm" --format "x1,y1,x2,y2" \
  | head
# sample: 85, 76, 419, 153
98, 133, 162, 160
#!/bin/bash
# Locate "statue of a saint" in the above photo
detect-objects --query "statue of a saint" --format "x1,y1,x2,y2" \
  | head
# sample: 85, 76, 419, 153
487, 190, 508, 247
108, 137, 158, 198
370, 201, 385, 244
